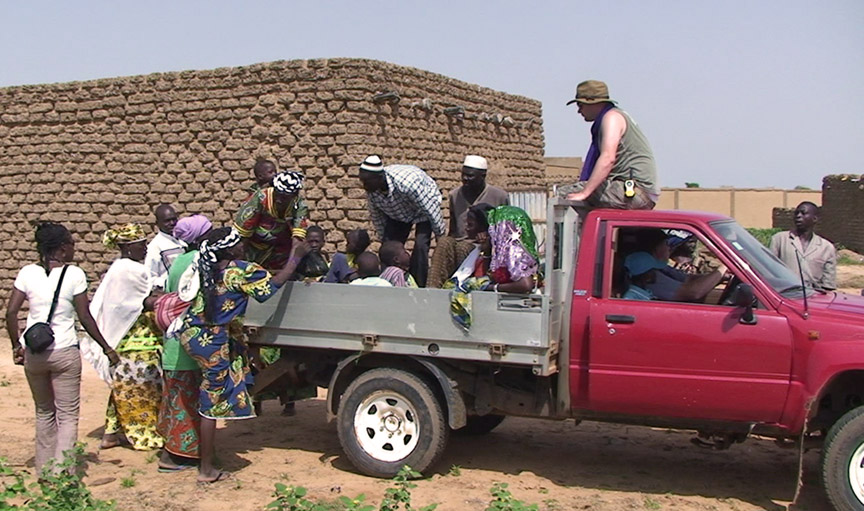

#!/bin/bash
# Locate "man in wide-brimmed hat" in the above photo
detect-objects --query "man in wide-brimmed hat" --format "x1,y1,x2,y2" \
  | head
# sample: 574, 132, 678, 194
561, 80, 659, 210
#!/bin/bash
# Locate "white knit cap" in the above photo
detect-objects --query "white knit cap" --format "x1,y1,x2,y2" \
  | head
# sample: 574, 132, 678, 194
463, 155, 488, 171
360, 155, 384, 172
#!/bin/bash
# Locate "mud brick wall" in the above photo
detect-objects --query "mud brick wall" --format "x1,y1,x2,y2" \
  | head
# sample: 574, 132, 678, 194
0, 58, 545, 305
821, 175, 864, 252
772, 208, 794, 231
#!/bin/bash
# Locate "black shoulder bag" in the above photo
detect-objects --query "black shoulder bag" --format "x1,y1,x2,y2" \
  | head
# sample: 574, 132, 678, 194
23, 265, 69, 354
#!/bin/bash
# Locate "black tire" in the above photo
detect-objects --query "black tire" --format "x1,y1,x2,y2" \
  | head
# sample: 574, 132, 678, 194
336, 368, 449, 478
822, 406, 864, 511
453, 414, 506, 436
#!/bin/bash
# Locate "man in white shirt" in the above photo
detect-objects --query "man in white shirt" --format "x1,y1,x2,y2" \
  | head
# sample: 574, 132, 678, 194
144, 204, 186, 290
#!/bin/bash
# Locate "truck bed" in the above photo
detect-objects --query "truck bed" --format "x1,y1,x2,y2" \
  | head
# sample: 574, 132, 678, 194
244, 281, 559, 376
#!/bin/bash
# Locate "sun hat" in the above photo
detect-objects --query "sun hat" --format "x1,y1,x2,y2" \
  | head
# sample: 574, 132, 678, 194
566, 80, 617, 106
463, 155, 488, 171
624, 251, 666, 277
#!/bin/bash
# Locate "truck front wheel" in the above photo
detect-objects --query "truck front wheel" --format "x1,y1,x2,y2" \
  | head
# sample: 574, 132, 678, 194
337, 368, 449, 478
822, 406, 864, 511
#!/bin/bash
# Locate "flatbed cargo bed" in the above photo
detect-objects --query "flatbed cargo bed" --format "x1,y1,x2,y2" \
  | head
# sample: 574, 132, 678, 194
244, 281, 559, 375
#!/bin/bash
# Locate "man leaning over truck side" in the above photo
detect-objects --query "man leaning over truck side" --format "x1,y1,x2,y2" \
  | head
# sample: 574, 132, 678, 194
560, 80, 659, 210
357, 155, 446, 288
769, 201, 836, 291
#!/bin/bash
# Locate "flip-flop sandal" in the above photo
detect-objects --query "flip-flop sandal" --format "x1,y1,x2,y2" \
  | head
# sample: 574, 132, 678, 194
158, 464, 196, 473
197, 471, 232, 484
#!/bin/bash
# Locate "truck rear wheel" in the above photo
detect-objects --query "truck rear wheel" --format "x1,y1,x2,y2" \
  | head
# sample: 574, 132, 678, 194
822, 406, 864, 511
337, 368, 448, 478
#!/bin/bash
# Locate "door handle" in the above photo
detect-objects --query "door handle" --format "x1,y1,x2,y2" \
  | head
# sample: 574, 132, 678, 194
605, 314, 635, 324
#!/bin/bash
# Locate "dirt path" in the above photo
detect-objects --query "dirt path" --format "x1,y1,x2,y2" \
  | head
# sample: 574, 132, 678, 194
0, 338, 839, 511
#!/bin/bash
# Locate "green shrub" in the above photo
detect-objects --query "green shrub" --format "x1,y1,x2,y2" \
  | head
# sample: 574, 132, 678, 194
486, 483, 538, 511
1, 444, 115, 511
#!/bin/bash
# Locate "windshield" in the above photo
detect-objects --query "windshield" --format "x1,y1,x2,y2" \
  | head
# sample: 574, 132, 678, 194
710, 220, 814, 299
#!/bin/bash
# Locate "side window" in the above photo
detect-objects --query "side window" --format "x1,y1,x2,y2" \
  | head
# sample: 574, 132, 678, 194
610, 226, 736, 306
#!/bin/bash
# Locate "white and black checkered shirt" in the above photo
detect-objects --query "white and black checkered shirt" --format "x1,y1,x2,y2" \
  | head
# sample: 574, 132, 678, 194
367, 165, 445, 238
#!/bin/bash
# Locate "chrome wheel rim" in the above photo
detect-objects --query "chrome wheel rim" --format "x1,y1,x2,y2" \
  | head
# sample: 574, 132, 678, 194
848, 441, 864, 504
353, 390, 419, 463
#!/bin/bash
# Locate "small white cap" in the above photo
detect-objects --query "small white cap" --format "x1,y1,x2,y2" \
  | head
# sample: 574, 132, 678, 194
360, 155, 384, 172
463, 155, 488, 171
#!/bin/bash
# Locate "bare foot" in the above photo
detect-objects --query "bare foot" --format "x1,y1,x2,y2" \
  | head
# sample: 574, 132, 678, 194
158, 451, 198, 472
197, 470, 231, 484
100, 435, 121, 449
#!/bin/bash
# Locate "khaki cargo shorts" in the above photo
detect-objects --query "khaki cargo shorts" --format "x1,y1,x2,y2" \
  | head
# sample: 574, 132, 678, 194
557, 180, 655, 210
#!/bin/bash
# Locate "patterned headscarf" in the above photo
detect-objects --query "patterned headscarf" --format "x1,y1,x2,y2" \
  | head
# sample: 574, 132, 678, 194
102, 223, 147, 249
486, 206, 540, 284
272, 171, 304, 195
198, 227, 242, 321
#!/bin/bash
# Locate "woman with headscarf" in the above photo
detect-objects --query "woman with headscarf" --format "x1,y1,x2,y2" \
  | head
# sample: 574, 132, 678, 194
5, 223, 119, 474
176, 227, 309, 483
428, 203, 496, 289
83, 224, 164, 451
233, 170, 309, 270
434, 203, 496, 289
485, 205, 541, 293
154, 214, 212, 471
446, 205, 540, 329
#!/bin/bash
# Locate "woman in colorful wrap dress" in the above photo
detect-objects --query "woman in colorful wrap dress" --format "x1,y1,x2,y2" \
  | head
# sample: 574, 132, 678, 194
446, 205, 540, 329
85, 224, 164, 451
177, 227, 309, 483
233, 170, 309, 270
155, 214, 212, 471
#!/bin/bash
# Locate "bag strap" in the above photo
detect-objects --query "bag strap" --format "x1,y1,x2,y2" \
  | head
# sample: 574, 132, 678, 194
45, 265, 70, 324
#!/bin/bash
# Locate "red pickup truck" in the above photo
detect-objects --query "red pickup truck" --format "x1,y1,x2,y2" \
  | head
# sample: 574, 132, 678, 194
247, 200, 864, 511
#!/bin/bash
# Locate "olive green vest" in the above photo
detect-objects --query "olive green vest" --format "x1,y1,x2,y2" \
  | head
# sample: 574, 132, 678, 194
600, 108, 658, 197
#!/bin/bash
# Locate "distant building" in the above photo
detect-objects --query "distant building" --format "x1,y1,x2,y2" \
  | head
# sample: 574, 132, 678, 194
540, 157, 821, 228
544, 157, 582, 191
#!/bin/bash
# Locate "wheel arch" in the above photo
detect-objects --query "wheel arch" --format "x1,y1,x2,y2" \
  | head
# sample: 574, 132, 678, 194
809, 370, 864, 432
326, 353, 467, 430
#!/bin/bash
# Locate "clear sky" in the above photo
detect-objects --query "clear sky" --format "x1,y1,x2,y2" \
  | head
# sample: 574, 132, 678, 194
2, 0, 862, 189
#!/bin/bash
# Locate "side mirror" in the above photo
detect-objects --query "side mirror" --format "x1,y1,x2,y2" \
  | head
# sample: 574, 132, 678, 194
732, 283, 757, 325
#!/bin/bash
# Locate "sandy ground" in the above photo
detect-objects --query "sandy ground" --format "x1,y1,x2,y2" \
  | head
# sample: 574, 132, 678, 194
3, 266, 863, 511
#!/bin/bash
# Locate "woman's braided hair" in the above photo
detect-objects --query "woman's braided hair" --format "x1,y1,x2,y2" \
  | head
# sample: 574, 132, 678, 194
34, 222, 71, 271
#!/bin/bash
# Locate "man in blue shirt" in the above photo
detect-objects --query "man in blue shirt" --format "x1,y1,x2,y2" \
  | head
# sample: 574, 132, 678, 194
622, 251, 666, 300
635, 229, 727, 303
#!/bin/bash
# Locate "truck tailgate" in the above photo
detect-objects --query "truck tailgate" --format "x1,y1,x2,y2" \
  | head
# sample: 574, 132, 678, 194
244, 282, 558, 375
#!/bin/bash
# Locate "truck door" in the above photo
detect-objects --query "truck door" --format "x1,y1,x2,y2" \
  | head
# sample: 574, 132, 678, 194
586, 223, 793, 423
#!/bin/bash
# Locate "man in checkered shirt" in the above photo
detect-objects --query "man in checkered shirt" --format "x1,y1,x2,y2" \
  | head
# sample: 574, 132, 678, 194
358, 155, 445, 287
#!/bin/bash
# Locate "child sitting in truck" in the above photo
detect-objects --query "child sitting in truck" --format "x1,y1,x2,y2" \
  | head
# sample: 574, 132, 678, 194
324, 229, 370, 283
349, 252, 393, 287
294, 225, 329, 282
379, 241, 418, 288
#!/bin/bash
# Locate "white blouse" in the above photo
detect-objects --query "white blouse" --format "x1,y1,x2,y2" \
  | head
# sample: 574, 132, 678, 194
13, 264, 88, 350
